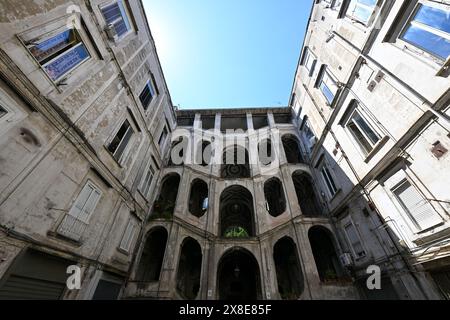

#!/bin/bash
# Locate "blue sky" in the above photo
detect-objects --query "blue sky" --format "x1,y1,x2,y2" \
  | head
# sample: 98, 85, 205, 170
142, 0, 312, 109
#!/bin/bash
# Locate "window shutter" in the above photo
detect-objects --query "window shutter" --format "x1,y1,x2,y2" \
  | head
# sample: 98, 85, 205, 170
120, 221, 136, 251
395, 181, 441, 230
78, 189, 101, 223
345, 223, 365, 257
70, 184, 93, 219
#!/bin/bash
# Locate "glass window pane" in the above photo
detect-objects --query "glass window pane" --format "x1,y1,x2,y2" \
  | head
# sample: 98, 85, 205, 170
115, 125, 133, 161
101, 3, 122, 24
402, 24, 450, 60
348, 0, 376, 24
108, 120, 130, 154
358, 0, 377, 6
320, 82, 335, 104
44, 43, 90, 80
353, 112, 380, 144
118, 0, 131, 31
414, 4, 450, 33
324, 166, 337, 193
29, 29, 78, 64
348, 121, 373, 154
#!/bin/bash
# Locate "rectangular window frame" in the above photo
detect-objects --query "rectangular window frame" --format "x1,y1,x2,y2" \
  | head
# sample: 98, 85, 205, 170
317, 67, 339, 106
106, 117, 136, 165
332, 0, 344, 11
99, 0, 134, 41
344, 220, 366, 259
19, 18, 97, 84
391, 178, 442, 232
317, 157, 339, 198
139, 160, 156, 199
56, 180, 102, 242
300, 117, 317, 155
68, 181, 103, 224
345, 109, 382, 155
345, 0, 379, 26
119, 218, 137, 253
139, 76, 158, 111
158, 126, 169, 150
303, 48, 317, 76
397, 1, 450, 63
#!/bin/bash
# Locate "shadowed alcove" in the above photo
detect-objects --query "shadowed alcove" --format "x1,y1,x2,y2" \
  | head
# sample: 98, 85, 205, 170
217, 248, 261, 300
189, 179, 209, 218
273, 237, 304, 299
221, 145, 250, 179
176, 237, 203, 299
282, 134, 304, 164
308, 226, 344, 282
136, 227, 168, 286
258, 138, 275, 166
152, 173, 181, 219
264, 178, 286, 217
219, 185, 255, 238
292, 171, 322, 216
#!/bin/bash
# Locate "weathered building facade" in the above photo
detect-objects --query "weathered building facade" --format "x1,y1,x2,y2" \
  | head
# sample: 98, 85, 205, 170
0, 0, 176, 299
0, 0, 449, 300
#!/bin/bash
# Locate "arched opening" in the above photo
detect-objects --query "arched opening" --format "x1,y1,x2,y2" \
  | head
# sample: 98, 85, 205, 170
308, 226, 344, 282
221, 145, 250, 179
217, 248, 261, 300
176, 238, 203, 299
292, 171, 322, 216
189, 179, 209, 218
264, 178, 286, 217
220, 186, 255, 238
196, 141, 212, 166
273, 237, 304, 300
152, 174, 180, 219
136, 227, 168, 286
169, 136, 188, 166
282, 135, 303, 164
258, 139, 274, 166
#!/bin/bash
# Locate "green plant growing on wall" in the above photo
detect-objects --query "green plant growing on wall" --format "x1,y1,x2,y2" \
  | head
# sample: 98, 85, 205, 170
224, 226, 249, 238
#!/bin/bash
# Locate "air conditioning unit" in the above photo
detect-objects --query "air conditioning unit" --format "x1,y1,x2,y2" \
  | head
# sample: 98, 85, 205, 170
340, 253, 354, 267
105, 24, 117, 40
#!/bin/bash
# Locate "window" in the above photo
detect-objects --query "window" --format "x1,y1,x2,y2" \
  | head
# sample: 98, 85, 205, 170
399, 3, 450, 61
108, 120, 134, 163
393, 179, 442, 231
57, 181, 102, 241
25, 27, 90, 81
346, 109, 381, 155
139, 163, 155, 198
303, 48, 317, 75
346, 0, 378, 25
158, 127, 168, 148
344, 222, 366, 258
302, 119, 317, 152
319, 161, 338, 197
332, 0, 344, 10
119, 219, 137, 252
139, 77, 158, 110
100, 0, 132, 39
318, 68, 338, 105
0, 105, 7, 119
